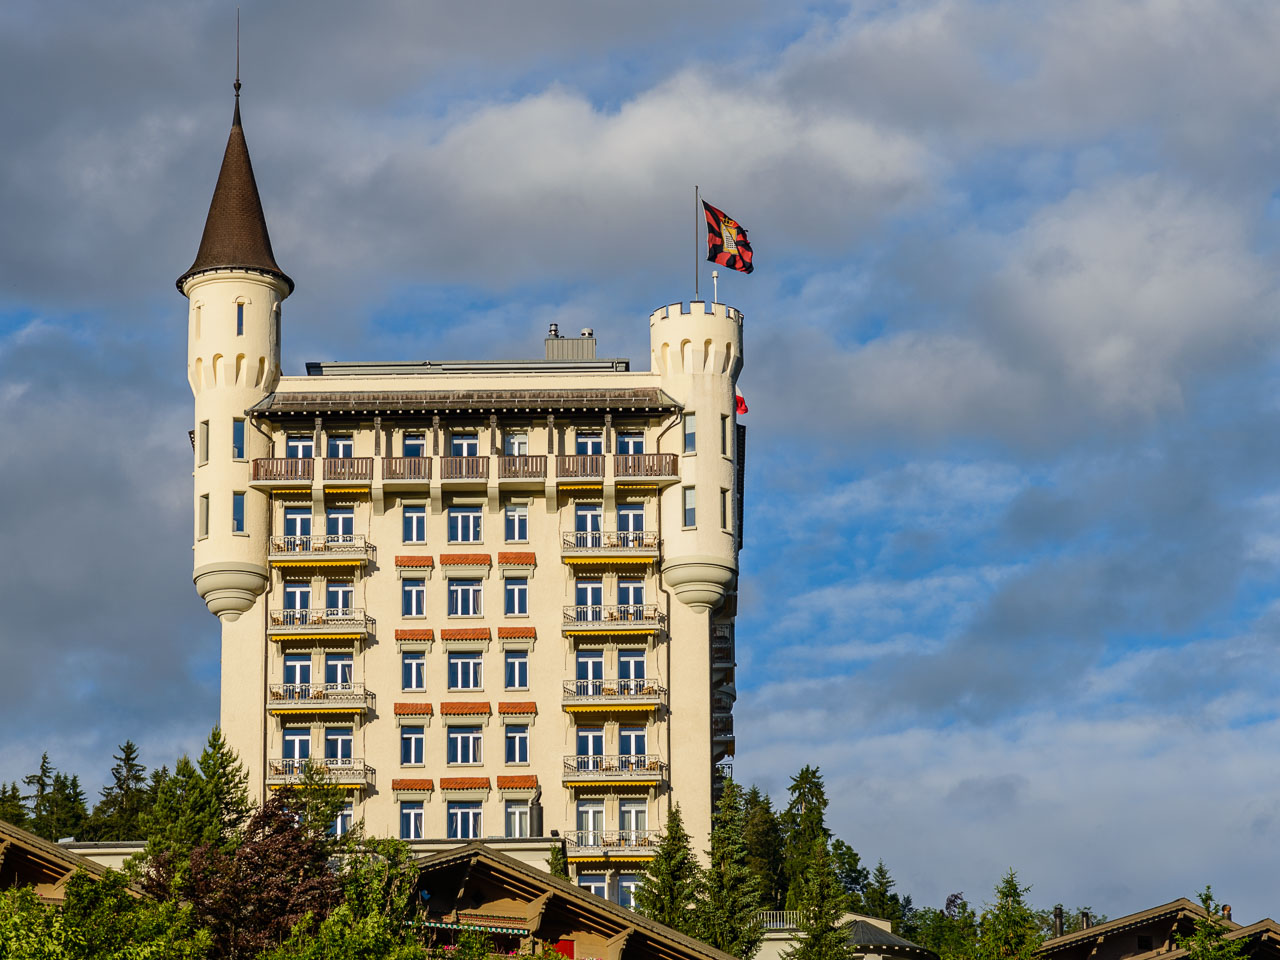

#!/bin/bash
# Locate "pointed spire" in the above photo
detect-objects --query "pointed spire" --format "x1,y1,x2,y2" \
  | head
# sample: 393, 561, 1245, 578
177, 79, 293, 294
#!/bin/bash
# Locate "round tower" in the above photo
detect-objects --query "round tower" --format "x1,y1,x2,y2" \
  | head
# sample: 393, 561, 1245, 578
649, 300, 744, 610
181, 83, 293, 621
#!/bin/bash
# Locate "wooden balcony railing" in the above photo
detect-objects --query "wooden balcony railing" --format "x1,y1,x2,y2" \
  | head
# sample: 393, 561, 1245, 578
265, 757, 374, 787
269, 534, 372, 559
268, 608, 373, 630
562, 605, 661, 628
562, 755, 667, 779
253, 457, 313, 482
557, 455, 605, 479
323, 458, 373, 482
267, 683, 373, 711
561, 531, 658, 552
614, 453, 679, 478
562, 679, 667, 703
440, 456, 489, 480
498, 455, 547, 479
382, 456, 431, 481
566, 829, 663, 852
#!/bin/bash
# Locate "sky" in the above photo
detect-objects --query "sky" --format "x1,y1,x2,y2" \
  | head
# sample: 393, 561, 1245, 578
2, 0, 1280, 924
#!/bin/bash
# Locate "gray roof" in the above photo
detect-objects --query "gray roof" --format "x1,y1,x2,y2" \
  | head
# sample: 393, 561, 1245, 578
847, 919, 939, 958
248, 387, 682, 417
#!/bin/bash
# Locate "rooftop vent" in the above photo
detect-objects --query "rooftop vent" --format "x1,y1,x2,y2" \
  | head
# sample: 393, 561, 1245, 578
546, 324, 596, 360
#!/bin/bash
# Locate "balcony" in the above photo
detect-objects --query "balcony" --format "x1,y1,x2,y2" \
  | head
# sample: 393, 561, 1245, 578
711, 636, 735, 667
323, 457, 373, 484
439, 456, 489, 482
562, 754, 667, 785
560, 531, 659, 565
712, 692, 735, 714
759, 911, 801, 931
267, 683, 374, 716
566, 829, 663, 861
498, 455, 547, 484
613, 453, 679, 482
557, 455, 604, 481
382, 456, 431, 489
268, 608, 375, 643
265, 757, 374, 790
251, 457, 313, 487
712, 714, 735, 740
268, 534, 374, 568
562, 604, 663, 635
561, 678, 667, 713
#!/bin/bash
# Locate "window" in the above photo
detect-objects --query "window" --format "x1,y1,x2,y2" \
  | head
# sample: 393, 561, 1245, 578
504, 433, 528, 455
448, 506, 482, 543
232, 419, 245, 459
403, 434, 427, 458
576, 431, 603, 455
402, 653, 426, 691
574, 504, 602, 548
617, 432, 644, 454
326, 508, 354, 540
451, 434, 479, 457
618, 874, 639, 910
197, 421, 209, 464
721, 415, 729, 455
325, 654, 353, 688
721, 488, 730, 531
505, 724, 529, 764
283, 508, 311, 542
330, 803, 354, 838
504, 651, 528, 690
683, 486, 696, 527
505, 800, 530, 838
283, 582, 311, 612
447, 801, 482, 839
618, 650, 646, 688
619, 800, 648, 841
504, 578, 528, 616
198, 494, 209, 539
327, 435, 354, 458
576, 728, 604, 769
578, 874, 606, 899
447, 726, 482, 764
326, 581, 353, 612
577, 802, 604, 845
618, 578, 644, 617
285, 435, 314, 459
282, 726, 310, 761
283, 654, 311, 689
574, 579, 603, 619
325, 727, 353, 761
403, 505, 427, 543
400, 801, 424, 840
617, 505, 644, 543
683, 413, 697, 453
448, 653, 482, 690
619, 725, 646, 761
448, 579, 482, 617
505, 504, 528, 542
401, 726, 425, 765
402, 579, 426, 617
236, 302, 245, 336
576, 651, 604, 693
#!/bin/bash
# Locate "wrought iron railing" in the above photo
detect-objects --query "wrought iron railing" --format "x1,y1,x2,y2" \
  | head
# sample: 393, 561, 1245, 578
561, 531, 659, 551
712, 638, 735, 664
440, 456, 489, 480
324, 458, 373, 481
267, 683, 373, 710
269, 534, 371, 558
562, 755, 667, 778
382, 456, 431, 481
268, 608, 373, 630
614, 453, 679, 478
562, 679, 667, 702
562, 605, 661, 626
265, 757, 374, 785
557, 455, 605, 478
712, 715, 735, 738
498, 455, 547, 479
566, 829, 663, 851
253, 457, 313, 481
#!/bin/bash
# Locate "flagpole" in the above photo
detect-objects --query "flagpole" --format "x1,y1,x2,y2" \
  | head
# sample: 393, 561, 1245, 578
694, 184, 700, 302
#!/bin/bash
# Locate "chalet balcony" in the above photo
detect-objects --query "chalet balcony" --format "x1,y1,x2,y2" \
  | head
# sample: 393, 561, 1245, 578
323, 457, 373, 484
614, 453, 679, 482
265, 757, 374, 790
439, 456, 489, 482
562, 754, 667, 784
382, 456, 431, 488
561, 678, 667, 713
562, 604, 663, 634
560, 531, 659, 564
566, 829, 663, 859
251, 457, 313, 487
267, 608, 375, 643
557, 455, 605, 480
267, 682, 374, 716
268, 534, 374, 568
498, 455, 547, 482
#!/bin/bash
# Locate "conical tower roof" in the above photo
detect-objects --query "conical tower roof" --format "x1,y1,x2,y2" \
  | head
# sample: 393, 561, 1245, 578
177, 88, 293, 293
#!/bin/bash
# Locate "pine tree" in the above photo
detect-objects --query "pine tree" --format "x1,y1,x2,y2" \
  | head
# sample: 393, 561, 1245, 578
634, 804, 700, 936
21, 753, 55, 839
744, 785, 786, 909
787, 836, 853, 960
782, 766, 830, 909
830, 838, 869, 910
1175, 887, 1245, 960
198, 727, 251, 841
863, 860, 911, 931
695, 780, 764, 959
45, 774, 89, 841
91, 741, 150, 841
548, 842, 570, 880
0, 782, 26, 826
976, 870, 1041, 960
913, 893, 981, 960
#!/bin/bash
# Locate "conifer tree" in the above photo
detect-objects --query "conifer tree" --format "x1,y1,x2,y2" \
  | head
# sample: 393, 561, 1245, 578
548, 842, 570, 880
863, 860, 912, 932
782, 765, 830, 909
198, 727, 251, 840
976, 870, 1041, 960
0, 782, 26, 826
744, 785, 786, 909
787, 836, 853, 960
46, 773, 89, 841
634, 804, 700, 936
21, 753, 55, 838
90, 740, 150, 841
912, 893, 981, 960
1175, 887, 1244, 960
830, 838, 869, 909
695, 780, 764, 959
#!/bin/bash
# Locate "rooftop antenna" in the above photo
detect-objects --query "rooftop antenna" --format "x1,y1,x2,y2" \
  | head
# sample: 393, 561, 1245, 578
234, 8, 241, 98
712, 269, 719, 304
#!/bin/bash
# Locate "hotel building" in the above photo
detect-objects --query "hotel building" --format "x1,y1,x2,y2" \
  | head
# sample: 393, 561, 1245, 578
181, 85, 744, 904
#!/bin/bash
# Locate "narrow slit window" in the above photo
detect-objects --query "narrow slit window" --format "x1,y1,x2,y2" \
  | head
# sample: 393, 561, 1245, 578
683, 486, 696, 528
232, 492, 245, 533
236, 302, 245, 336
232, 419, 245, 459
198, 494, 209, 539
683, 413, 697, 453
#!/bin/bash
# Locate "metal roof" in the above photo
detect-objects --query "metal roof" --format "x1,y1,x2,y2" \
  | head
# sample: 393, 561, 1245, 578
248, 387, 682, 417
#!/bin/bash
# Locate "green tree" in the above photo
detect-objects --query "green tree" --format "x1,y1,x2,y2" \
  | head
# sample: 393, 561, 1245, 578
21, 753, 55, 839
913, 894, 981, 960
976, 870, 1041, 960
41, 773, 89, 842
1175, 887, 1245, 960
743, 786, 786, 909
781, 766, 830, 909
89, 740, 151, 841
634, 804, 700, 936
197, 727, 251, 839
830, 838, 869, 911
786, 836, 853, 960
695, 779, 764, 959
548, 842, 570, 880
0, 781, 27, 827
863, 860, 911, 932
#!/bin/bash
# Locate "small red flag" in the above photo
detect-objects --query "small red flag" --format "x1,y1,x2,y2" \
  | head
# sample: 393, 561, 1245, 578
703, 200, 754, 274
736, 391, 748, 415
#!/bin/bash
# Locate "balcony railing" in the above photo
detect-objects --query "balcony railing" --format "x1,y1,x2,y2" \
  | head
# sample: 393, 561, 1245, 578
440, 456, 489, 480
265, 757, 374, 788
561, 531, 659, 553
268, 534, 373, 561
267, 683, 373, 712
562, 678, 667, 707
562, 605, 662, 629
382, 456, 431, 481
269, 608, 374, 631
562, 755, 667, 781
324, 458, 373, 482
759, 911, 801, 931
712, 715, 735, 739
253, 457, 313, 482
499, 455, 547, 479
566, 829, 663, 854
712, 693, 735, 714
712, 638, 735, 665
557, 455, 605, 479
614, 453, 679, 478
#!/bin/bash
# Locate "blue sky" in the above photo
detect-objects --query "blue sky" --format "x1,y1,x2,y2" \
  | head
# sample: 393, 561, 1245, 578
3, 0, 1280, 922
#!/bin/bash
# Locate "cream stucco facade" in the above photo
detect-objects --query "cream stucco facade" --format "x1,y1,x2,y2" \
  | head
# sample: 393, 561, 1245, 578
179, 88, 744, 909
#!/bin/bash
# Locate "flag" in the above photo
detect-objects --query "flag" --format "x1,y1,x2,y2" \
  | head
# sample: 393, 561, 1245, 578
703, 200, 754, 274
735, 391, 748, 415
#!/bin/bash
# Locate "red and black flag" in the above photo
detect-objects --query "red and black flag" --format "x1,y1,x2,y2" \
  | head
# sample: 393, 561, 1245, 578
703, 200, 754, 274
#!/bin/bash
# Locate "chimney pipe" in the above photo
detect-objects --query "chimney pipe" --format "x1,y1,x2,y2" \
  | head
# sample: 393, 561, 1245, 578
580, 327, 593, 337
548, 323, 560, 338
1223, 905, 1232, 922
1053, 905, 1064, 938
1081, 911, 1092, 929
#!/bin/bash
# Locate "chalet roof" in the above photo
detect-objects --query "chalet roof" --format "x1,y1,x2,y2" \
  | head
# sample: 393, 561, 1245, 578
0, 818, 120, 903
248, 387, 681, 418
177, 90, 292, 293
1040, 899, 1220, 954
847, 918, 938, 957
